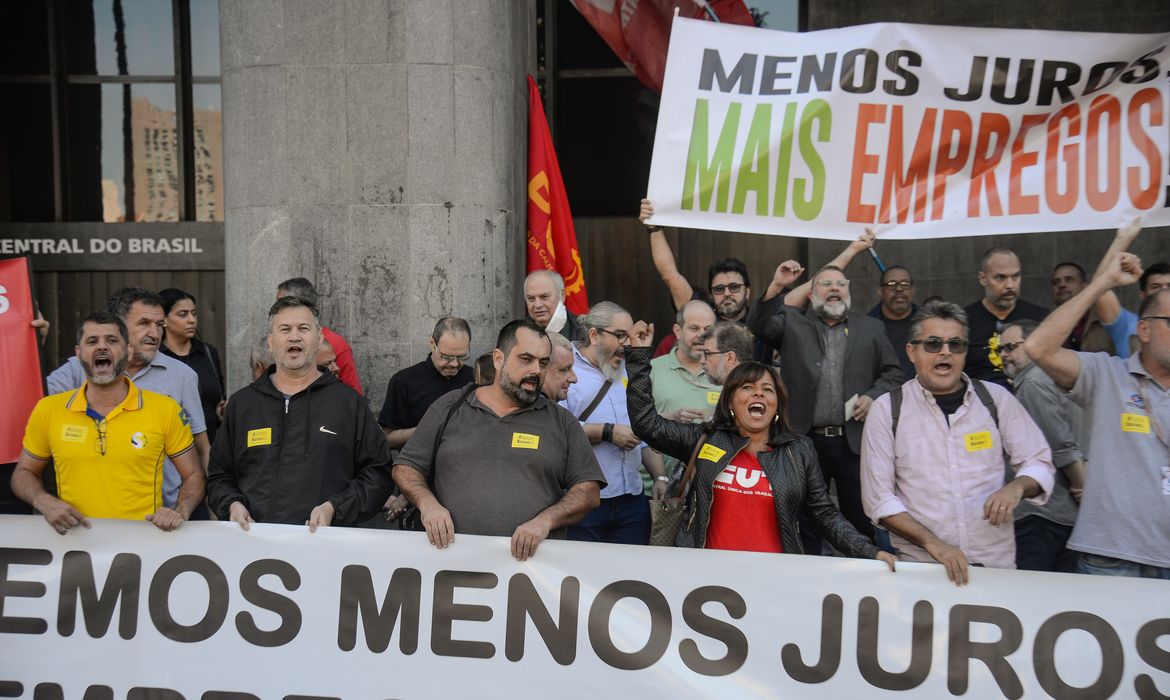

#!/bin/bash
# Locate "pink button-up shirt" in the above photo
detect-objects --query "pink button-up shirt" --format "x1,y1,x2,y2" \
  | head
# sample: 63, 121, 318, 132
860, 377, 1055, 569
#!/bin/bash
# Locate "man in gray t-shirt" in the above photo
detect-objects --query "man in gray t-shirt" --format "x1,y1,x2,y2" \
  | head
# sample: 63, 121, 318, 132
1025, 239, 1170, 579
394, 319, 604, 561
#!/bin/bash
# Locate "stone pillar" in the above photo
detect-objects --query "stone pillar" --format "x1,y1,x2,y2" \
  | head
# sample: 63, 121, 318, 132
220, 0, 532, 398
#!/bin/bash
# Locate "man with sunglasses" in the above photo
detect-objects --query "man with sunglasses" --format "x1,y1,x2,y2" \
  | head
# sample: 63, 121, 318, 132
750, 262, 904, 551
13, 311, 204, 534
868, 266, 919, 378
861, 301, 1055, 585
1024, 241, 1170, 580
378, 317, 475, 450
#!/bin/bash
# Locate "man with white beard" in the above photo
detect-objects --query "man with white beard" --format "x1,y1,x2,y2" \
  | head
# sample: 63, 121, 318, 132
562, 302, 668, 544
748, 263, 903, 551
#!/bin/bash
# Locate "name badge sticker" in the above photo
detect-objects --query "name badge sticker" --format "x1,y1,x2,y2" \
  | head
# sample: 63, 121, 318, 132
1121, 413, 1151, 434
61, 425, 87, 443
964, 431, 994, 452
247, 428, 272, 448
706, 391, 720, 405
698, 443, 726, 462
511, 433, 540, 450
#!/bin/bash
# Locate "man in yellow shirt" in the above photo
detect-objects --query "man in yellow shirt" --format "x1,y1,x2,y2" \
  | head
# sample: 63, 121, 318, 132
12, 311, 204, 534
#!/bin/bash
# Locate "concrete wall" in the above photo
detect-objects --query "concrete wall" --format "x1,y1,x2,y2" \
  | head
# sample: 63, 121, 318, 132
803, 0, 1170, 314
220, 0, 533, 398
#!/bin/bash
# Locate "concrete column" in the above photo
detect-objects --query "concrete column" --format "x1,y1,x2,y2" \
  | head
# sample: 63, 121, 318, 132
220, 0, 532, 398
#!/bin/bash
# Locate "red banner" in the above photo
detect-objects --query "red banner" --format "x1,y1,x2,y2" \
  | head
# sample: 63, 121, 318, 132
568, 0, 754, 93
0, 258, 44, 463
526, 75, 589, 315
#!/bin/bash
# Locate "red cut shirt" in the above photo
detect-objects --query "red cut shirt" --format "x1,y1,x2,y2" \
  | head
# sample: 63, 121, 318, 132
705, 450, 784, 553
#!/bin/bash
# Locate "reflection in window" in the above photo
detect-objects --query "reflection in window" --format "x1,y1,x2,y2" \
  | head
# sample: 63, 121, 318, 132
69, 83, 179, 222
193, 85, 223, 221
66, 0, 174, 76
190, 0, 221, 77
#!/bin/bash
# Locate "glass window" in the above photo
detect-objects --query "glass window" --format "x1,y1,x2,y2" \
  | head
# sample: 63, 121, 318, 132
192, 84, 223, 221
66, 0, 175, 76
190, 0, 221, 77
67, 83, 180, 222
0, 84, 55, 222
0, 3, 50, 75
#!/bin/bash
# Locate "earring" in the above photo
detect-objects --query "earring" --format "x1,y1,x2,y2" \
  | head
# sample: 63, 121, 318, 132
729, 409, 735, 419
774, 414, 779, 423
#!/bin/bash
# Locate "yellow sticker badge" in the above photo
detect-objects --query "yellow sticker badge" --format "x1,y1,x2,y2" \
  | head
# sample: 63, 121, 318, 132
706, 391, 720, 405
511, 433, 540, 450
247, 428, 272, 448
1121, 413, 1151, 434
965, 431, 994, 452
61, 425, 87, 443
698, 443, 726, 462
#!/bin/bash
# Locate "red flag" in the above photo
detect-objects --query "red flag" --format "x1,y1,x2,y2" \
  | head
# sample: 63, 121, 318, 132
569, 0, 755, 93
527, 75, 589, 315
0, 257, 44, 463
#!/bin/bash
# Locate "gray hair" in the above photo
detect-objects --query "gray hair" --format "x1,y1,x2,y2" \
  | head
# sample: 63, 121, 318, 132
251, 332, 273, 369
547, 331, 573, 355
1001, 319, 1039, 340
432, 316, 471, 344
676, 299, 716, 328
908, 300, 969, 341
577, 301, 628, 347
524, 269, 565, 294
701, 321, 754, 362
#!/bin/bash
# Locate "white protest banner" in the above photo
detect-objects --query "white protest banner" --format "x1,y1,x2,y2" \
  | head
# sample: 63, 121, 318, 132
646, 18, 1170, 240
0, 515, 1167, 699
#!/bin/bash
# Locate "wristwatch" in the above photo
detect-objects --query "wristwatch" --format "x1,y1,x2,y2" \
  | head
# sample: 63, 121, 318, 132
655, 476, 670, 482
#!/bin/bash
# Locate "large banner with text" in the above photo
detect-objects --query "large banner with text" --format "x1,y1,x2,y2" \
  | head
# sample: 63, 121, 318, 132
0, 259, 43, 463
646, 19, 1170, 240
1, 516, 1167, 699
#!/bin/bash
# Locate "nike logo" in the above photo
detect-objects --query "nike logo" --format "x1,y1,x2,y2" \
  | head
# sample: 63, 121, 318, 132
319, 426, 337, 435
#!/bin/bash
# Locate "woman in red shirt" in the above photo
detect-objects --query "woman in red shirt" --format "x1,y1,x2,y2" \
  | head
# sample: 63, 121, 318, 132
626, 323, 895, 567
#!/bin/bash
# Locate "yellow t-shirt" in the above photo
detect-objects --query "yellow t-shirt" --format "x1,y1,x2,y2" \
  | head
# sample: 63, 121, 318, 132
22, 378, 195, 520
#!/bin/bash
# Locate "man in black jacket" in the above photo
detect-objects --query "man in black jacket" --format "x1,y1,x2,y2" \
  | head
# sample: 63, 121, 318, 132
207, 296, 393, 529
748, 261, 903, 549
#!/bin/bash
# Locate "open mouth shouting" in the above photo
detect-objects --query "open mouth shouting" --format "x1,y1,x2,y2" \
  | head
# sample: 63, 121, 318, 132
520, 373, 540, 392
747, 401, 767, 419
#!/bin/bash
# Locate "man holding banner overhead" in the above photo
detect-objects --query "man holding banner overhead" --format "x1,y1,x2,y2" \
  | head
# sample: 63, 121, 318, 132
12, 311, 204, 534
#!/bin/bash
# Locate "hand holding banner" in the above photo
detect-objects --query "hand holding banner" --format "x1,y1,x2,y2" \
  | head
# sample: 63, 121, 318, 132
647, 19, 1170, 239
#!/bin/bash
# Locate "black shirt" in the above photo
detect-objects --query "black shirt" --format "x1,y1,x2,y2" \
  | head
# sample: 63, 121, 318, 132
869, 303, 918, 378
933, 383, 968, 423
962, 299, 1048, 387
161, 339, 225, 442
378, 357, 475, 429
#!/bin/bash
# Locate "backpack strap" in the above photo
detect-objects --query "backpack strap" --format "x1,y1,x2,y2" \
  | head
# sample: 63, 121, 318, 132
969, 379, 1000, 429
430, 383, 478, 472
890, 385, 903, 441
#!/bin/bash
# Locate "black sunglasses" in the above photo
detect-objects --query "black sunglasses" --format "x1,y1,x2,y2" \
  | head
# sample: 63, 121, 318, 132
910, 336, 969, 353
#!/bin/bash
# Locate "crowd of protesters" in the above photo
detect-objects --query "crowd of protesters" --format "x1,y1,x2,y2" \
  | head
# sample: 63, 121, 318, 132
5, 209, 1168, 585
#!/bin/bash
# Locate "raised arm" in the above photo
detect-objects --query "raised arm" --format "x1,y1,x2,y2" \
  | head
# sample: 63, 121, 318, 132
1090, 220, 1141, 323
640, 199, 694, 310
1026, 250, 1143, 389
783, 229, 875, 307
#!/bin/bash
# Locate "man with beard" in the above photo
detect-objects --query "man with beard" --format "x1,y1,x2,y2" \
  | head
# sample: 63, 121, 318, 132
524, 270, 580, 341
868, 266, 919, 378
564, 302, 669, 544
749, 263, 903, 549
13, 311, 205, 534
378, 317, 475, 450
207, 296, 393, 530
46, 288, 209, 513
860, 301, 1054, 585
394, 320, 604, 560
698, 322, 755, 387
1025, 242, 1170, 580
541, 332, 577, 402
1050, 262, 1135, 356
963, 248, 1048, 387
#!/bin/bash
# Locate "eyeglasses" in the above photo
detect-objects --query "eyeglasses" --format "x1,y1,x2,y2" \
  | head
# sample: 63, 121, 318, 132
815, 279, 850, 288
910, 336, 969, 353
1141, 316, 1170, 327
93, 421, 107, 456
437, 352, 470, 363
996, 341, 1024, 356
597, 328, 630, 344
700, 349, 730, 359
710, 283, 744, 295
880, 280, 913, 290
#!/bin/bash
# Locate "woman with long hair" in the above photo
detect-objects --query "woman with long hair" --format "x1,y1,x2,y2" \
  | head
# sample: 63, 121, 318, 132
159, 288, 226, 443
626, 321, 895, 566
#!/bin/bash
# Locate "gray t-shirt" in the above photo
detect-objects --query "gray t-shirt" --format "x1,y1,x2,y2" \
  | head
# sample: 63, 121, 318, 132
1012, 363, 1083, 527
1067, 351, 1170, 568
46, 354, 207, 507
396, 388, 605, 538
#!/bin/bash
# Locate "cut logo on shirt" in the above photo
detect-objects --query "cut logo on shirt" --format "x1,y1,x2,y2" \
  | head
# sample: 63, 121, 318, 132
511, 432, 540, 449
1121, 413, 1151, 434
964, 431, 993, 452
247, 428, 272, 447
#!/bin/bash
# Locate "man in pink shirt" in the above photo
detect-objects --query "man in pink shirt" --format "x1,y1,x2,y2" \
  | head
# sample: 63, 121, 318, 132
860, 300, 1055, 585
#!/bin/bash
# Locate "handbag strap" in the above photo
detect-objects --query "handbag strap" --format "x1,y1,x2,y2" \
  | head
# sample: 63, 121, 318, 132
577, 379, 613, 422
677, 430, 713, 499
